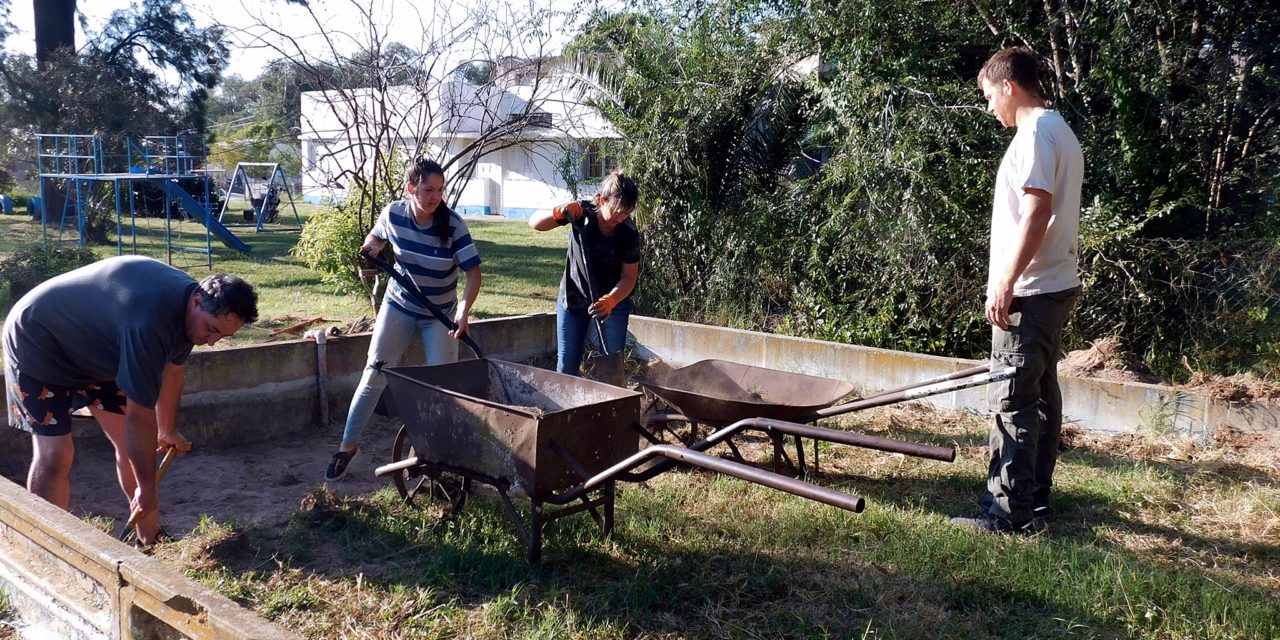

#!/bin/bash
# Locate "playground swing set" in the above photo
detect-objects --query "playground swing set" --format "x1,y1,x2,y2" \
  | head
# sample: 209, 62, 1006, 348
216, 162, 302, 232
32, 133, 301, 268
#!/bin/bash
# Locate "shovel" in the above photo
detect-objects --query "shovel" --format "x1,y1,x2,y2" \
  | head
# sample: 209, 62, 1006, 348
571, 221, 625, 386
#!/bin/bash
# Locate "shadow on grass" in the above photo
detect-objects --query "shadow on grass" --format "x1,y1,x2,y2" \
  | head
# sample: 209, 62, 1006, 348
196, 475, 1278, 640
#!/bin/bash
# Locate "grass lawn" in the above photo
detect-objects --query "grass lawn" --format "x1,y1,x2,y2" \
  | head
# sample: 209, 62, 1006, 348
155, 406, 1280, 640
0, 200, 571, 343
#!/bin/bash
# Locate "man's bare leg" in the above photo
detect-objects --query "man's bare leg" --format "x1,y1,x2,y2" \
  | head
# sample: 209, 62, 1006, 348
28, 433, 74, 509
94, 407, 161, 542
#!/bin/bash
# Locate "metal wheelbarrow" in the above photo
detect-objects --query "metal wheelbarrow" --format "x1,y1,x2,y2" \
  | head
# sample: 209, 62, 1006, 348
373, 358, 869, 564
637, 359, 1014, 475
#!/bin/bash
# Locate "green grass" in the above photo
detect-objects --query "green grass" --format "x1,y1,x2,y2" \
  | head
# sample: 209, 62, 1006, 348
0, 203, 571, 343
155, 409, 1280, 640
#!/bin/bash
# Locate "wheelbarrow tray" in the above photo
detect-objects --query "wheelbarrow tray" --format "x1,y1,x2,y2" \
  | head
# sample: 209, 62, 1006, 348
383, 359, 642, 497
636, 359, 856, 424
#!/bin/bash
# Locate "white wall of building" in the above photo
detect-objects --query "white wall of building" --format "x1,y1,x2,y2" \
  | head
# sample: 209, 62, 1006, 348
297, 74, 614, 216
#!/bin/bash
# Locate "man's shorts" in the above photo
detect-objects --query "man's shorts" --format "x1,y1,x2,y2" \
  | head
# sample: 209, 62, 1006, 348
5, 358, 126, 437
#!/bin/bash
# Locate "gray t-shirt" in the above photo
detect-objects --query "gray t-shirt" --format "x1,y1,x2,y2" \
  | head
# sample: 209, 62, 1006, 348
2, 256, 197, 407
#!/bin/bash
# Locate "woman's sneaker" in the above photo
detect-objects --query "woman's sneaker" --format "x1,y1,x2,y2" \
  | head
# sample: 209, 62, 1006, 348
324, 446, 359, 482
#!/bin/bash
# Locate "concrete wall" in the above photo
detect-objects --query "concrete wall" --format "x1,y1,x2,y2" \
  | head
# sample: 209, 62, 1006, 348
0, 476, 300, 639
627, 316, 1279, 437
180, 312, 557, 447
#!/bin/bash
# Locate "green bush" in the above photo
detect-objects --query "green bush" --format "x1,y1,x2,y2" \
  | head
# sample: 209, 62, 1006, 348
291, 202, 370, 295
0, 246, 100, 303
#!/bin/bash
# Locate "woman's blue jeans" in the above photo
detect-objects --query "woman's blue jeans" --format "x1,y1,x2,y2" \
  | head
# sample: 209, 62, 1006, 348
556, 297, 631, 376
340, 303, 457, 447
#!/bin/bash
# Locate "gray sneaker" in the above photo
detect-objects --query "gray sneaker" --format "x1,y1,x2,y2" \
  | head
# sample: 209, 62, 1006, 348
978, 493, 1054, 528
950, 512, 1037, 536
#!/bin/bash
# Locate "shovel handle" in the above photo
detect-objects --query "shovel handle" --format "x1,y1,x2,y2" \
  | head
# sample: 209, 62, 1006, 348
360, 249, 484, 359
570, 223, 611, 356
124, 446, 177, 532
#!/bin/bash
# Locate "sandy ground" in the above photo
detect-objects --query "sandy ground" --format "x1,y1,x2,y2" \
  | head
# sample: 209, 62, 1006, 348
0, 414, 407, 536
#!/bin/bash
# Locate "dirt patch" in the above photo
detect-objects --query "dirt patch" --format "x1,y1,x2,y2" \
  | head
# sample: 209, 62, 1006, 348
1058, 336, 1165, 384
1062, 424, 1280, 480
1185, 371, 1280, 404
0, 414, 407, 537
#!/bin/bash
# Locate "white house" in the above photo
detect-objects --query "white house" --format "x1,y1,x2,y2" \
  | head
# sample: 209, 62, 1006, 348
298, 61, 620, 219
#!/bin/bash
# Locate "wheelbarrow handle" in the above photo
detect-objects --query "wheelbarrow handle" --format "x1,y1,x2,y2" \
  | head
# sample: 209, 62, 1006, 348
544, 444, 864, 513
360, 249, 483, 359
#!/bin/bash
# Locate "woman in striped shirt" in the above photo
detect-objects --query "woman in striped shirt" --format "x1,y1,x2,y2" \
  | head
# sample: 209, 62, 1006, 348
324, 157, 483, 482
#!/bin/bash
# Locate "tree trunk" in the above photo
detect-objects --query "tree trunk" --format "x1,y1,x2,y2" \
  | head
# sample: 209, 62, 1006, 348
34, 0, 77, 63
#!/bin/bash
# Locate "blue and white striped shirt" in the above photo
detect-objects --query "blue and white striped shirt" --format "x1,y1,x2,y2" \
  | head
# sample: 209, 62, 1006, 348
373, 200, 482, 317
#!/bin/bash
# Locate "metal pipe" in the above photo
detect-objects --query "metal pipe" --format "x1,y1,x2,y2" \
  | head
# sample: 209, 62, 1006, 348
853, 364, 990, 403
744, 418, 954, 461
623, 414, 954, 483
544, 445, 864, 513
374, 455, 421, 477
304, 327, 337, 427
809, 366, 1016, 419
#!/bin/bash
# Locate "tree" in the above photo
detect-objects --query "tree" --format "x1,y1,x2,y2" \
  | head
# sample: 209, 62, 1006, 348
248, 0, 600, 227
571, 0, 1280, 377
33, 0, 75, 63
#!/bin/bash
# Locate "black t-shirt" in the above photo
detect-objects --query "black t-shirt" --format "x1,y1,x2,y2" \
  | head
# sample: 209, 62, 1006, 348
559, 201, 641, 311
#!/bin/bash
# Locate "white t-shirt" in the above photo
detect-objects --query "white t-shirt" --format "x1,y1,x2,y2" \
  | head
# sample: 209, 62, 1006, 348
988, 108, 1084, 297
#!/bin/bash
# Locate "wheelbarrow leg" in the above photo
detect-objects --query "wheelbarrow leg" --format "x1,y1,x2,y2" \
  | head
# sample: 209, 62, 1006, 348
793, 434, 807, 474
723, 437, 747, 464
529, 500, 545, 566
603, 481, 616, 536
812, 435, 821, 477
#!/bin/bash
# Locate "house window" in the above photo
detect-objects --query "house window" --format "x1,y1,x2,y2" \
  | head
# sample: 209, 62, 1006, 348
577, 141, 617, 181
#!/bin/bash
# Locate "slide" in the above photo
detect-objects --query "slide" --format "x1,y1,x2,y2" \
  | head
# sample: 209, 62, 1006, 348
156, 179, 252, 252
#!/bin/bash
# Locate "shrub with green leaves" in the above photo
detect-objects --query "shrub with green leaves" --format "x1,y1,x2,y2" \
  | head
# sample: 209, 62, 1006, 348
0, 246, 99, 303
291, 202, 371, 295
573, 0, 1280, 379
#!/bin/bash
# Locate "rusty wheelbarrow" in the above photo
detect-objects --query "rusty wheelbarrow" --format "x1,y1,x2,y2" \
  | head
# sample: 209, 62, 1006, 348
636, 359, 1014, 475
373, 358, 873, 564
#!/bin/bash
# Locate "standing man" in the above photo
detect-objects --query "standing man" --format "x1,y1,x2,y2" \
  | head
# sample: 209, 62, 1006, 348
952, 47, 1083, 535
4, 256, 258, 545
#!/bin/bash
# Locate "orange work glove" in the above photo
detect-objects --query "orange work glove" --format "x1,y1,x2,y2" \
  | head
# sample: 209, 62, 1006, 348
552, 201, 583, 226
588, 293, 619, 319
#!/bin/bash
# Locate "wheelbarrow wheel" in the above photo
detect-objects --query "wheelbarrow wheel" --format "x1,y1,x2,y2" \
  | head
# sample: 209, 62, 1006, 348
390, 424, 470, 515
390, 425, 431, 506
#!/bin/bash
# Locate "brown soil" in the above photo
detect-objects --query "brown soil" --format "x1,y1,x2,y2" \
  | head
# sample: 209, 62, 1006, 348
1184, 371, 1280, 404
0, 414, 407, 537
1061, 423, 1280, 478
1058, 336, 1165, 384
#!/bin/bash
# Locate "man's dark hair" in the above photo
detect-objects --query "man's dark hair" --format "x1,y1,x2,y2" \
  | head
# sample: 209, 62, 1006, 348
198, 274, 258, 324
979, 46, 1045, 100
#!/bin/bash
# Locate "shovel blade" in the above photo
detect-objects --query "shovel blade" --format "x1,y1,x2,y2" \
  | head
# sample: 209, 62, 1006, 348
585, 351, 626, 387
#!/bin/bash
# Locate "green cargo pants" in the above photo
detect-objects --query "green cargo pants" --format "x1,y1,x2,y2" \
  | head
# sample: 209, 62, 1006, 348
985, 286, 1080, 523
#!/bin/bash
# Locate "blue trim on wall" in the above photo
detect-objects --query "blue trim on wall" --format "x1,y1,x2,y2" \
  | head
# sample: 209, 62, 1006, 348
503, 207, 538, 220
455, 204, 493, 215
